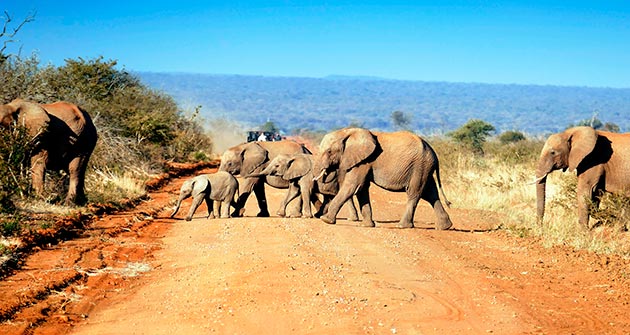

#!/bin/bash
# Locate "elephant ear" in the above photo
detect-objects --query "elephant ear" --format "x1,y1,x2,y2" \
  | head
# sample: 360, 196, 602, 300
567, 126, 597, 172
241, 142, 269, 176
340, 129, 376, 171
284, 155, 310, 181
9, 99, 50, 138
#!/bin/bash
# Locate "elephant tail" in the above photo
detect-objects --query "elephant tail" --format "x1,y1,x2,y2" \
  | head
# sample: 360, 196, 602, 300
434, 161, 452, 209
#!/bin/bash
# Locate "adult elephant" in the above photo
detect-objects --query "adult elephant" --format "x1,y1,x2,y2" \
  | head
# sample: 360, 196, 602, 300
534, 126, 630, 228
219, 140, 312, 217
0, 99, 97, 205
314, 128, 452, 229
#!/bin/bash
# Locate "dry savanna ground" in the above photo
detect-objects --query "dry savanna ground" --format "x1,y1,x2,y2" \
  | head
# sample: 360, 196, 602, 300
1, 166, 629, 335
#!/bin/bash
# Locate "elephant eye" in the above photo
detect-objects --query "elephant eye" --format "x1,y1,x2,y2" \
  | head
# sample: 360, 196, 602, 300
550, 150, 557, 156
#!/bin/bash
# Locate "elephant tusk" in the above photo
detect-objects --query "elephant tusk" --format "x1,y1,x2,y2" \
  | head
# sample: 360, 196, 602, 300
528, 175, 547, 185
313, 169, 326, 182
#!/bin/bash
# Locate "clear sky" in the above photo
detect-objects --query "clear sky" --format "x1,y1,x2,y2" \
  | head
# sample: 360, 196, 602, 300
3, 1, 630, 88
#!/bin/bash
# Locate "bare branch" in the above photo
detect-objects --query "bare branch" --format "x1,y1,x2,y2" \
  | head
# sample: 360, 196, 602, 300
0, 10, 36, 58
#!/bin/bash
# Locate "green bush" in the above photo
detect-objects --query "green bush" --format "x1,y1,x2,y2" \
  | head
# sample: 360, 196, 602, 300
499, 130, 526, 144
448, 119, 495, 155
1, 54, 213, 208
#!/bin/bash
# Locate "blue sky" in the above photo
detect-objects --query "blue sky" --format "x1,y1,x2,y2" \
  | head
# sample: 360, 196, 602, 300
3, 1, 630, 87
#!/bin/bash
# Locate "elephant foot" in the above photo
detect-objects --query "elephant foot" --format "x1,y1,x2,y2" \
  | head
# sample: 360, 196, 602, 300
397, 222, 414, 229
207, 213, 215, 219
321, 215, 336, 225
348, 215, 360, 222
257, 211, 270, 217
185, 216, 192, 221
436, 219, 453, 230
231, 208, 245, 217
302, 214, 314, 219
358, 220, 375, 228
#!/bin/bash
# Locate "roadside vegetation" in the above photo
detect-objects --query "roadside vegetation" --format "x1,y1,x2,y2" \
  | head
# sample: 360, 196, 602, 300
0, 15, 213, 260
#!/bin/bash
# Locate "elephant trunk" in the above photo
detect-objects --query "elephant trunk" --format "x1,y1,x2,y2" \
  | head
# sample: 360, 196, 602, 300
536, 176, 547, 224
535, 156, 553, 224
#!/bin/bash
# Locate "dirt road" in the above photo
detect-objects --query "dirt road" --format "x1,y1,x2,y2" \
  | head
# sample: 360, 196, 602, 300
1, 167, 629, 334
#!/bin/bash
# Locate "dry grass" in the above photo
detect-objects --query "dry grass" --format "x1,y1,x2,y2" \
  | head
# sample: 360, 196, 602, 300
85, 169, 147, 204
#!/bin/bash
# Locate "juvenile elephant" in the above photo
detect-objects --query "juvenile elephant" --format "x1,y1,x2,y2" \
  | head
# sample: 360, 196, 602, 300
170, 171, 238, 221
535, 126, 630, 228
314, 128, 452, 229
219, 140, 312, 217
253, 153, 359, 220
0, 99, 97, 205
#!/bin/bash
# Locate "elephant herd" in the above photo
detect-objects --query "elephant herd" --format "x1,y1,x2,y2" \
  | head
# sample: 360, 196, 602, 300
2, 99, 630, 229
174, 128, 454, 229
171, 126, 630, 231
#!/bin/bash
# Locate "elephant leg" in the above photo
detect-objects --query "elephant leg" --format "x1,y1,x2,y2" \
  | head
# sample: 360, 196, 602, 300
399, 194, 420, 229
321, 168, 369, 225
185, 193, 205, 221
65, 156, 83, 205
300, 185, 313, 218
233, 177, 257, 217
252, 180, 270, 217
205, 195, 215, 219
344, 197, 360, 222
67, 155, 89, 205
278, 184, 300, 217
315, 195, 329, 218
355, 184, 374, 227
576, 179, 596, 229
321, 185, 354, 224
220, 200, 231, 218
30, 153, 47, 199
421, 177, 452, 230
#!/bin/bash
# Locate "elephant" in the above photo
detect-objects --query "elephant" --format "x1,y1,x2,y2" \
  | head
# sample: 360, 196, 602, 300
534, 126, 630, 228
170, 171, 239, 221
0, 99, 97, 205
314, 128, 453, 229
252, 153, 359, 220
219, 140, 312, 217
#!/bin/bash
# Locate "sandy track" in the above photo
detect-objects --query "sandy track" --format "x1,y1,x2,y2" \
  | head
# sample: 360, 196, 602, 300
1, 168, 629, 334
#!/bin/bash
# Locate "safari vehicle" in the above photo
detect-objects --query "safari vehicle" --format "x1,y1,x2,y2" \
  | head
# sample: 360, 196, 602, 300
246, 130, 283, 142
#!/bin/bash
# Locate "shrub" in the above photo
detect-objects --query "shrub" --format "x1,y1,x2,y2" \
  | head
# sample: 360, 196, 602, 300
448, 119, 495, 155
590, 193, 630, 231
498, 130, 526, 144
1, 55, 213, 208
0, 125, 31, 213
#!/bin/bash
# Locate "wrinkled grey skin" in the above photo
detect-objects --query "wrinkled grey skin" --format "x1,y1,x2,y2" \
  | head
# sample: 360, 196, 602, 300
314, 128, 452, 229
219, 140, 311, 217
0, 99, 97, 205
535, 126, 630, 228
253, 153, 359, 220
170, 171, 239, 221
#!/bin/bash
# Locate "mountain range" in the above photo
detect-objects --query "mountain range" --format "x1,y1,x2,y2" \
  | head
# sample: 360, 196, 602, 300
138, 72, 630, 136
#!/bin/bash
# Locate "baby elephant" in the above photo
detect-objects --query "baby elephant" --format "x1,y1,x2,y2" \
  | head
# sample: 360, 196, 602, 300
170, 171, 238, 221
254, 153, 358, 219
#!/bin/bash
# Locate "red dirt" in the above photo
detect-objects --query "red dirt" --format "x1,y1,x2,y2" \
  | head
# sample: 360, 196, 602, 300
1, 166, 630, 334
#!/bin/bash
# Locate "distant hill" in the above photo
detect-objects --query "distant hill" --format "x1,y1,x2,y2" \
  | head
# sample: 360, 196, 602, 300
138, 72, 630, 135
